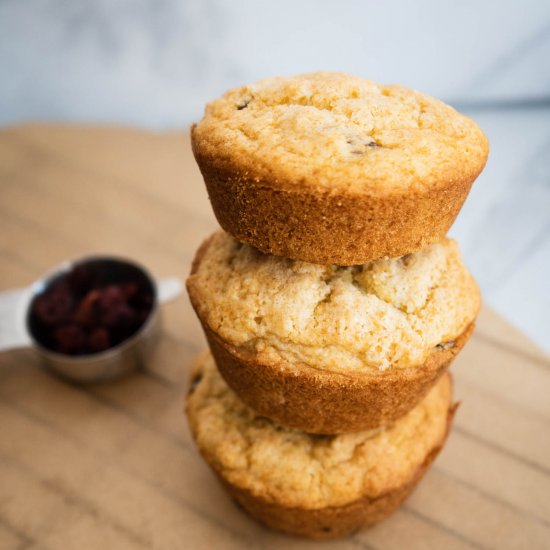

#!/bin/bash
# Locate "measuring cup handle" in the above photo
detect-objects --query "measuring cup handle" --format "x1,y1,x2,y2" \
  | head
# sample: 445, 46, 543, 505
156, 277, 183, 305
0, 287, 33, 352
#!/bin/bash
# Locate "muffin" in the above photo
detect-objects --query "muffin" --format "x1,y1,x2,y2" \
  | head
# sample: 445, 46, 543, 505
186, 351, 456, 540
191, 72, 488, 265
186, 231, 479, 434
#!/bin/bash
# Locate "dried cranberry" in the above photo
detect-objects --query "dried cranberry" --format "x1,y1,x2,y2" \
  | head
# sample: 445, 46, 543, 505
32, 284, 72, 324
53, 324, 87, 354
73, 289, 102, 327
97, 285, 125, 311
101, 303, 136, 330
88, 328, 111, 352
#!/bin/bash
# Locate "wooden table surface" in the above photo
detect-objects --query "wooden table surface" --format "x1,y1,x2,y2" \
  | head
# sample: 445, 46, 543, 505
1, 125, 549, 550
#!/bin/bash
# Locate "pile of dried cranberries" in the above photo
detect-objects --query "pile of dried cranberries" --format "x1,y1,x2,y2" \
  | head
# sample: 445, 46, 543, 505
28, 259, 154, 356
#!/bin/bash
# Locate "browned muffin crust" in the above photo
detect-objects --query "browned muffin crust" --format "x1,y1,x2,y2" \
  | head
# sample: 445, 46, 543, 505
202, 320, 471, 434
192, 72, 488, 265
192, 151, 478, 265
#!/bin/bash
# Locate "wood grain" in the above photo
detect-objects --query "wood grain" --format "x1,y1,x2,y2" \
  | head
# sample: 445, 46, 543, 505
1, 125, 549, 550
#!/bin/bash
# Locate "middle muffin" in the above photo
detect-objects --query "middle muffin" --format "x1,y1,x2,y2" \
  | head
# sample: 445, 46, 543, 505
187, 231, 479, 434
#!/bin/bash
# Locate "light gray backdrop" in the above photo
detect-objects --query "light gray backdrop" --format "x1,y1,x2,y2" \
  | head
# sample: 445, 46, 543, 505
1, 0, 549, 353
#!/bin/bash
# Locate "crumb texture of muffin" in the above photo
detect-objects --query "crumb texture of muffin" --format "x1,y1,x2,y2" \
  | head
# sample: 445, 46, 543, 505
192, 72, 488, 193
186, 352, 453, 511
187, 231, 480, 372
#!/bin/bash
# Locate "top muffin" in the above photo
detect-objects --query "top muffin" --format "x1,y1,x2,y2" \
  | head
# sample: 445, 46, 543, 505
193, 72, 487, 193
192, 73, 488, 265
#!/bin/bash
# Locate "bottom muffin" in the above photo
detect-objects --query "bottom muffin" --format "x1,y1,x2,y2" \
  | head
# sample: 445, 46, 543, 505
185, 352, 456, 540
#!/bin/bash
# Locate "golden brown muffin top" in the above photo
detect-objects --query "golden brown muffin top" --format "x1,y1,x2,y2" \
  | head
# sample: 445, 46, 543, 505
187, 231, 480, 372
187, 352, 452, 509
192, 72, 488, 194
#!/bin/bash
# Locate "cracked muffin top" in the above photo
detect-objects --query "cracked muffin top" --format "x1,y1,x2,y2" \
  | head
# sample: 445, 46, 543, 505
187, 231, 480, 372
192, 72, 488, 193
186, 352, 453, 509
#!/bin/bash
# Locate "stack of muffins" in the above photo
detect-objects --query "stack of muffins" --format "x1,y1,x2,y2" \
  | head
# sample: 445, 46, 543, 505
185, 73, 488, 539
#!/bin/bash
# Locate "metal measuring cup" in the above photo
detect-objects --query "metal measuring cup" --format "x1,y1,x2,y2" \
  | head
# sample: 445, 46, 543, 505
0, 256, 182, 382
